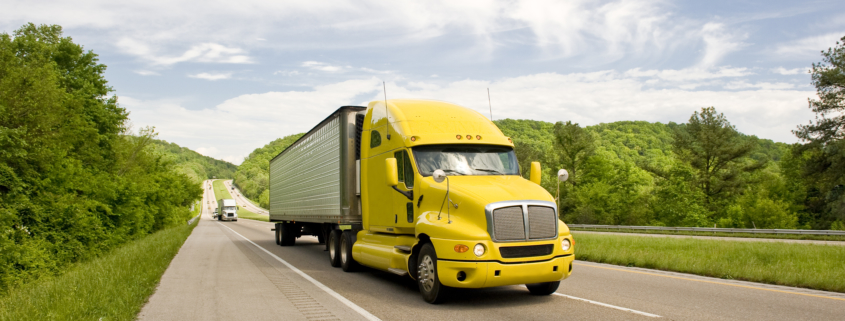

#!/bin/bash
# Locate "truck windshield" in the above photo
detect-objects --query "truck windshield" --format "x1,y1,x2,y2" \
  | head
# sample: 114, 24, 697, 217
223, 206, 236, 211
413, 144, 519, 176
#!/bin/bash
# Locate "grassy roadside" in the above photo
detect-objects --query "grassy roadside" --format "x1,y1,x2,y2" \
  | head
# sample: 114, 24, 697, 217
573, 232, 845, 293
212, 179, 233, 200
0, 220, 199, 321
570, 227, 845, 242
237, 208, 269, 222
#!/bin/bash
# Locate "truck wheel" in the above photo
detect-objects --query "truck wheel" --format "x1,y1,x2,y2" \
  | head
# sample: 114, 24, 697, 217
328, 230, 342, 267
280, 223, 296, 246
340, 231, 359, 272
417, 243, 450, 304
526, 281, 560, 295
275, 224, 281, 245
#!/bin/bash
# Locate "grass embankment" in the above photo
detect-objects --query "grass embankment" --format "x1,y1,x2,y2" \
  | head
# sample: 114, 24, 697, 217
571, 227, 845, 242
212, 180, 266, 222
0, 220, 199, 320
573, 232, 845, 293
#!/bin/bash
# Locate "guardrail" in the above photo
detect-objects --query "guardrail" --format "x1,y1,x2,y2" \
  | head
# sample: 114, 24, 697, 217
568, 224, 845, 236
187, 212, 201, 225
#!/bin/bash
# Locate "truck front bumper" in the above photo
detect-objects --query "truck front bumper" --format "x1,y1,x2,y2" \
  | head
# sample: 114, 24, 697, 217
436, 254, 573, 288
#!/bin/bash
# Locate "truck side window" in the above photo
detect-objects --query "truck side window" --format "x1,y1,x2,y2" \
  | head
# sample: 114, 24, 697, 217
370, 130, 381, 148
403, 150, 414, 188
394, 151, 405, 182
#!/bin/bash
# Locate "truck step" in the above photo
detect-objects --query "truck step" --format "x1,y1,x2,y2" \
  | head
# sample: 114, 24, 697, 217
394, 245, 412, 253
387, 268, 408, 276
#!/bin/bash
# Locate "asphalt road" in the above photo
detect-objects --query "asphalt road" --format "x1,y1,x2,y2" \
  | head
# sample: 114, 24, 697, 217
143, 180, 845, 320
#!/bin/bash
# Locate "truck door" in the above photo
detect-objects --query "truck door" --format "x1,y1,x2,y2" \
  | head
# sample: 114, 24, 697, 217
392, 149, 417, 229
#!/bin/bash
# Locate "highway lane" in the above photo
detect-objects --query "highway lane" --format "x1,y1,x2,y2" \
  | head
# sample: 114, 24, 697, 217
224, 218, 845, 320
222, 180, 268, 215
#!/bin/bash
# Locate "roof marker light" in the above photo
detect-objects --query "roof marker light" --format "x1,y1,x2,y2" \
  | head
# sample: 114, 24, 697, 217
476, 135, 482, 140
456, 135, 462, 140
466, 135, 472, 140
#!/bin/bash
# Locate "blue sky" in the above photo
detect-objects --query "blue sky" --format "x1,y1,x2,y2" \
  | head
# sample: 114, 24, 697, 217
3, 0, 844, 164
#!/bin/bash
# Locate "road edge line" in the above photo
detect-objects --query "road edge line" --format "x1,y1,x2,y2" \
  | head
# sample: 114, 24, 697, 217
218, 223, 382, 321
553, 293, 661, 318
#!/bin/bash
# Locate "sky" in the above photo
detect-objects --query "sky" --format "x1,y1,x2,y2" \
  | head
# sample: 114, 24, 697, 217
3, 0, 844, 165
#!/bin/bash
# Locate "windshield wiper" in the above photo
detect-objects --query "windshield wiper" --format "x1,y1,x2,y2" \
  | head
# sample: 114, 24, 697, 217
440, 169, 466, 175
473, 168, 504, 174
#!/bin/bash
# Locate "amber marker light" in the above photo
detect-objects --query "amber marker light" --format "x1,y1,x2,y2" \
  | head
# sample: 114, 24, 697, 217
466, 135, 472, 140
454, 244, 469, 253
410, 136, 417, 142
476, 135, 482, 140
456, 134, 462, 140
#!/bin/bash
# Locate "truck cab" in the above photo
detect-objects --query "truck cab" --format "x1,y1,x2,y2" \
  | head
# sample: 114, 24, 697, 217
217, 199, 238, 222
350, 100, 574, 303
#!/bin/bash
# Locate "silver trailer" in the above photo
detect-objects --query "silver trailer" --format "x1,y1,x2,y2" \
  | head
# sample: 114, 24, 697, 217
269, 106, 366, 246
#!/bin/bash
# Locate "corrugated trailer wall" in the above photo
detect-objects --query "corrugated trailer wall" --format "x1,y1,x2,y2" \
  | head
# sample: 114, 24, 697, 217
269, 106, 365, 223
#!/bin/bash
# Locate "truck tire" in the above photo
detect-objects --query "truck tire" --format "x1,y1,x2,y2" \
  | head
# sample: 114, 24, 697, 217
275, 224, 281, 245
280, 222, 296, 246
417, 243, 450, 304
340, 230, 359, 272
525, 281, 560, 295
328, 230, 342, 267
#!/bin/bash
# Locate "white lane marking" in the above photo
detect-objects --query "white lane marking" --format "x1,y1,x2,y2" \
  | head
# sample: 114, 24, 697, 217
553, 293, 661, 318
218, 223, 381, 321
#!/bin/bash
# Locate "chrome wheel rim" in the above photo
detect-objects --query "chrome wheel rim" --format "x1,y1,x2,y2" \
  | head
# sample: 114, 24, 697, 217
340, 237, 348, 263
418, 255, 435, 292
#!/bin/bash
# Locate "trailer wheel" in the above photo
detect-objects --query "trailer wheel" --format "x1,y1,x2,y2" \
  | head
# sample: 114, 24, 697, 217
328, 230, 342, 267
280, 222, 296, 246
340, 230, 359, 272
417, 243, 450, 304
525, 281, 560, 295
275, 224, 281, 245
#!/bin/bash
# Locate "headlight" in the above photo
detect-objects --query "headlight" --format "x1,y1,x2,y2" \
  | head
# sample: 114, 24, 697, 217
473, 243, 485, 257
561, 238, 571, 251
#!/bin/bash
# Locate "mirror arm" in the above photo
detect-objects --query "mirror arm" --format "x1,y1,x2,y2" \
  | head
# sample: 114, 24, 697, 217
391, 186, 413, 200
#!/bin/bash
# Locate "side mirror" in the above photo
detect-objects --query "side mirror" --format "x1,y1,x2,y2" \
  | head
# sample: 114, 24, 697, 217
385, 158, 399, 186
432, 169, 446, 183
557, 169, 569, 182
530, 162, 541, 185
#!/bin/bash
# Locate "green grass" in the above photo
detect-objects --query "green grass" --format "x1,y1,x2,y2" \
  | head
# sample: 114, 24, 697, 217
573, 232, 845, 293
570, 227, 845, 242
0, 221, 198, 320
212, 179, 233, 200
237, 208, 269, 222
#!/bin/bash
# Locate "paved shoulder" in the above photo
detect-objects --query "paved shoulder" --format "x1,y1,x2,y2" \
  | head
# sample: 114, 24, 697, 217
138, 216, 374, 321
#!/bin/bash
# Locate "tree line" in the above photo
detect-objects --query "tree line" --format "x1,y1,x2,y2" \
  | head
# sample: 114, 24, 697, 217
0, 24, 202, 292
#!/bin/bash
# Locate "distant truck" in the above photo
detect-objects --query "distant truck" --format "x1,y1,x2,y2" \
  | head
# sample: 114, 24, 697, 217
269, 100, 573, 303
217, 199, 238, 221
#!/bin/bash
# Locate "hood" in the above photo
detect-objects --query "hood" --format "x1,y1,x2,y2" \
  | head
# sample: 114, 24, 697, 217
438, 175, 554, 205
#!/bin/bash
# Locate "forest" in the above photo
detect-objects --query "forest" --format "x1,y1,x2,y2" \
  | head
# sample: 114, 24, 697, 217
149, 139, 238, 184
233, 134, 304, 209
0, 24, 206, 292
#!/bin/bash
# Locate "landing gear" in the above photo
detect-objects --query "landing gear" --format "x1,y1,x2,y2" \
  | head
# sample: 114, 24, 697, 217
526, 281, 560, 295
417, 243, 450, 304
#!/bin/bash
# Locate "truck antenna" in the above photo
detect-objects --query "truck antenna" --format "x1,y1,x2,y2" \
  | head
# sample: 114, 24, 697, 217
383, 81, 390, 140
487, 88, 493, 120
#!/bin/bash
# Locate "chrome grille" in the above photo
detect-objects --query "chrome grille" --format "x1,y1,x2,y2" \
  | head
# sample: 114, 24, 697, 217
528, 206, 557, 239
492, 206, 525, 241
486, 201, 558, 242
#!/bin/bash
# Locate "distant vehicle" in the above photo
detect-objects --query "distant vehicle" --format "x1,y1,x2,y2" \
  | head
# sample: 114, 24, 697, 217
212, 209, 218, 219
217, 199, 238, 222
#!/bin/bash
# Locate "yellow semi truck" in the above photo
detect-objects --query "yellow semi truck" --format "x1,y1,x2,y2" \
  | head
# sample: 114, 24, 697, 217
269, 100, 574, 303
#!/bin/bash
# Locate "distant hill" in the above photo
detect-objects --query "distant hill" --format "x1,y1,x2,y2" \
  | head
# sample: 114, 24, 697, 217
233, 134, 304, 208
149, 139, 237, 183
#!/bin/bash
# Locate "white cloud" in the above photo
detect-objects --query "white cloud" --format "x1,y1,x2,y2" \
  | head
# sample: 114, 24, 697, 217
117, 39, 253, 66
189, 72, 232, 80
698, 22, 747, 67
772, 67, 809, 75
302, 61, 343, 72
625, 66, 752, 82
773, 32, 845, 58
122, 71, 815, 165
134, 70, 160, 76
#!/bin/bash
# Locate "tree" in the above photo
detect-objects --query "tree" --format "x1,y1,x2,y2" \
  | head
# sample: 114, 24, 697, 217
553, 121, 596, 186
793, 35, 845, 226
673, 107, 764, 210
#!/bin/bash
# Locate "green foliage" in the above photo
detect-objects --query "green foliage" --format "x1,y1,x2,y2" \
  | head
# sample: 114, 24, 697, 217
148, 139, 237, 184
0, 24, 200, 293
233, 134, 304, 208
